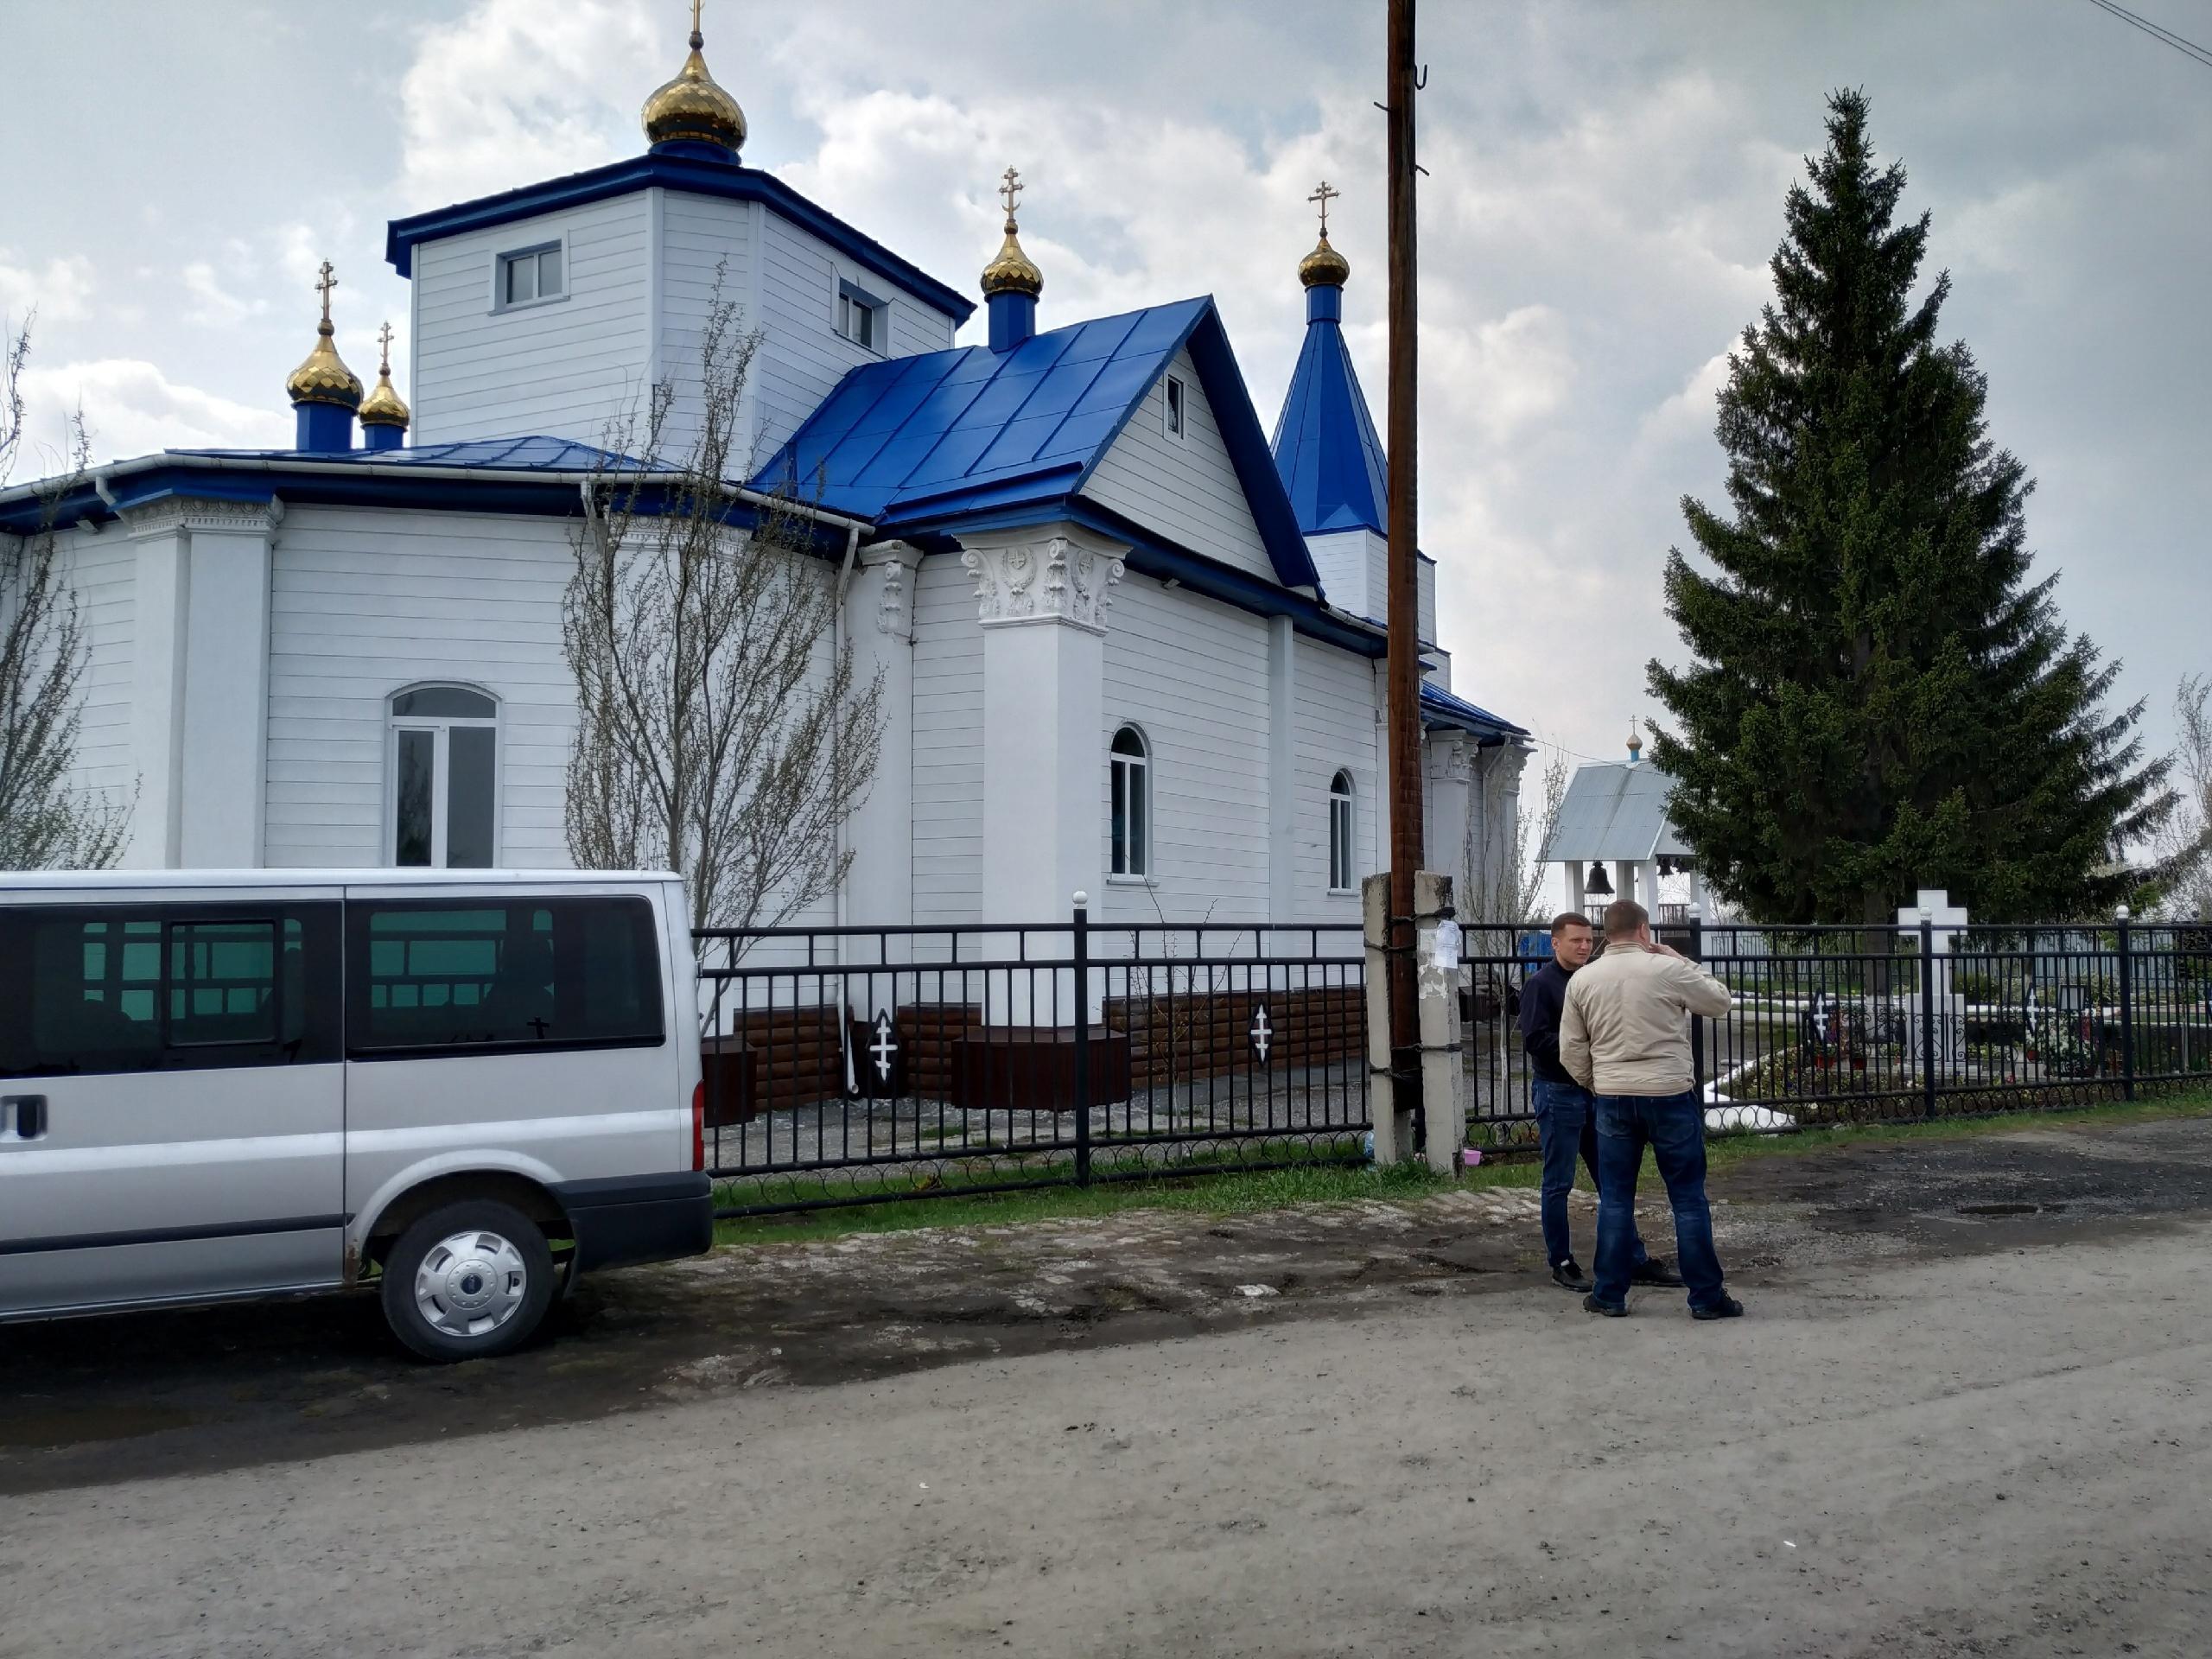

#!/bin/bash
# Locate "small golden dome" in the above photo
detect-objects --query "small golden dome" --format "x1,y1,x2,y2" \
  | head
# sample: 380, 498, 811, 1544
981, 214, 1044, 300
641, 13, 746, 155
286, 319, 362, 410
1298, 229, 1351, 289
359, 322, 409, 429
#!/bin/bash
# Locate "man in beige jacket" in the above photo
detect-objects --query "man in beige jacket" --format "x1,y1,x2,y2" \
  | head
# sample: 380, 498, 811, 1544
1560, 899, 1742, 1319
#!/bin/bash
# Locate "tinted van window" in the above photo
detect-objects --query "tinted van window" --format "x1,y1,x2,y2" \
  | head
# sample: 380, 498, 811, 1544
0, 906, 340, 1077
346, 897, 664, 1054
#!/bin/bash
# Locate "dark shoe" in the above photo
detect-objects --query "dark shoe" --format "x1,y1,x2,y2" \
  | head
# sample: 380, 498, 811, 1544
1691, 1295, 1745, 1320
1551, 1258, 1594, 1293
1630, 1256, 1685, 1287
1581, 1294, 1628, 1318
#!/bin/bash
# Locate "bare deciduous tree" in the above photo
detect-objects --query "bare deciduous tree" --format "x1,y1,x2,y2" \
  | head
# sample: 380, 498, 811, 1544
0, 315, 131, 870
1464, 746, 1564, 925
2151, 675, 2212, 919
563, 289, 884, 938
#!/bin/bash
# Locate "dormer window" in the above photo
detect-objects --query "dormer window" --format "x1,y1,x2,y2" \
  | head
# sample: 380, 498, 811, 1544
1164, 374, 1188, 442
836, 281, 885, 352
496, 242, 564, 309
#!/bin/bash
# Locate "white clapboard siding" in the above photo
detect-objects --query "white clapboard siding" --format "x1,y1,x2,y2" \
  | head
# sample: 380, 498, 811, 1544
1100, 576, 1271, 927
1294, 635, 1376, 912
654, 189, 755, 461
1082, 347, 1274, 583
909, 554, 983, 925
410, 195, 653, 448
66, 530, 138, 797
750, 212, 958, 474
264, 507, 579, 868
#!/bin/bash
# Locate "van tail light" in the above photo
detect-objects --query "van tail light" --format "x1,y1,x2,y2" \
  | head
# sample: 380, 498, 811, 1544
691, 1080, 706, 1173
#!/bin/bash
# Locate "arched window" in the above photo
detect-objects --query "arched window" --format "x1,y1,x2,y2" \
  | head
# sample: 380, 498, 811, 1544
1328, 769, 1356, 893
389, 684, 499, 868
1110, 725, 1150, 878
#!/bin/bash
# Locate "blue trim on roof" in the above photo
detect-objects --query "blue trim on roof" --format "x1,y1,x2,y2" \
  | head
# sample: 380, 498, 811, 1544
750, 296, 1321, 593
385, 153, 975, 323
1270, 286, 1390, 537
1420, 681, 1529, 742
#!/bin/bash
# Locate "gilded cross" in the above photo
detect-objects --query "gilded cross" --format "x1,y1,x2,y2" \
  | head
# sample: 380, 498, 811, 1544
1307, 180, 1339, 238
315, 260, 338, 326
999, 166, 1024, 220
377, 321, 395, 372
690, 0, 704, 46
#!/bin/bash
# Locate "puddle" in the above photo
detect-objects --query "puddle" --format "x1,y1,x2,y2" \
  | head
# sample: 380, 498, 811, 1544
1956, 1202, 2067, 1217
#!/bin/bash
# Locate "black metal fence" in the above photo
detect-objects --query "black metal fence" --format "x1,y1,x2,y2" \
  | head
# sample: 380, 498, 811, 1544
691, 909, 2211, 1217
1458, 918, 2212, 1141
694, 906, 1370, 1216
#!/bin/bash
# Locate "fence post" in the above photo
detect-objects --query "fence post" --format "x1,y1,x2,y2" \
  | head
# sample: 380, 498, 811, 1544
1072, 891, 1092, 1187
2116, 904, 2136, 1103
1920, 913, 1939, 1122
1688, 918, 1707, 1098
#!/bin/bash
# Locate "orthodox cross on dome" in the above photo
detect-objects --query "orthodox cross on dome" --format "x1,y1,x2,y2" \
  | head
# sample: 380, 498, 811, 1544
377, 320, 395, 373
315, 260, 338, 327
999, 165, 1024, 222
689, 0, 704, 48
1307, 179, 1339, 238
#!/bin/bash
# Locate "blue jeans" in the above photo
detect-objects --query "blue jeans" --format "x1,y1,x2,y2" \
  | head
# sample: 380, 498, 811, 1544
1591, 1090, 1727, 1312
1533, 1079, 1645, 1270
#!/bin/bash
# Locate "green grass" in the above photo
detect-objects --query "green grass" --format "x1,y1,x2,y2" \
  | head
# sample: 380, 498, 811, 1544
709, 1088, 2212, 1249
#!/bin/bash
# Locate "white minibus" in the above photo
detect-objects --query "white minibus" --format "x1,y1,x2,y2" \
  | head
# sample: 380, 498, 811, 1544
0, 869, 712, 1361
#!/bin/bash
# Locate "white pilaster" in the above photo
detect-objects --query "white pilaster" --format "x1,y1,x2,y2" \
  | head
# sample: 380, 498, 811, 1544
842, 542, 922, 963
120, 508, 189, 868
1267, 615, 1297, 927
1425, 734, 1473, 916
962, 520, 1127, 951
1639, 857, 1662, 916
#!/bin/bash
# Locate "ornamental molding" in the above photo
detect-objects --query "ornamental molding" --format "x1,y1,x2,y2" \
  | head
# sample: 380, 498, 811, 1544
959, 525, 1127, 634
119, 496, 283, 538
861, 540, 924, 640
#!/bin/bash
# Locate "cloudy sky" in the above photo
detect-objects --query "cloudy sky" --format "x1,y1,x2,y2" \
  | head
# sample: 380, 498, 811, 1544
3, 0, 2207, 783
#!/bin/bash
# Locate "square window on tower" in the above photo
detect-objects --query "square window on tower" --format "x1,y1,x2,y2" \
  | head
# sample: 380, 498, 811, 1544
497, 243, 565, 309
836, 281, 884, 353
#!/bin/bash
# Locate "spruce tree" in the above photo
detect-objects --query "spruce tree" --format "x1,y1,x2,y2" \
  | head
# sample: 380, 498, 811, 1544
1647, 90, 2171, 926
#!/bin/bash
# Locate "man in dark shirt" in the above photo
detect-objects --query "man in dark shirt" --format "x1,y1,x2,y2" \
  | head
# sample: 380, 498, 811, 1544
1519, 912, 1676, 1293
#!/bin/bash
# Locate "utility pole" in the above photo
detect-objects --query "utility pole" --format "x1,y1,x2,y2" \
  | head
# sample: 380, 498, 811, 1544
1384, 0, 1424, 1117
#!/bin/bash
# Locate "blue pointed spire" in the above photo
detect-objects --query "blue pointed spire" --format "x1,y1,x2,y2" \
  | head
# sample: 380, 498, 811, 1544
1270, 207, 1388, 537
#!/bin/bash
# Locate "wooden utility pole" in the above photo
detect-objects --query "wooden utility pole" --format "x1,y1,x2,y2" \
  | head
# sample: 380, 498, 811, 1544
1384, 0, 1424, 1109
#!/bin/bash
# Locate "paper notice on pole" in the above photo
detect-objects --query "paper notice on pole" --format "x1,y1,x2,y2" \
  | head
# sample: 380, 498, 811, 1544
1429, 919, 1462, 974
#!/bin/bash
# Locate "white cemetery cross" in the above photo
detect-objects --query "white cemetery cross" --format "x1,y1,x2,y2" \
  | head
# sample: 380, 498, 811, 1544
1896, 887, 1971, 1068
869, 1009, 899, 1084
1249, 1005, 1274, 1065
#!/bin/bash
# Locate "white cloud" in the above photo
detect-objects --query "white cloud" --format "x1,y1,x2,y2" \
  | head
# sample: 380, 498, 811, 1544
181, 261, 264, 327
18, 359, 289, 469
0, 251, 95, 323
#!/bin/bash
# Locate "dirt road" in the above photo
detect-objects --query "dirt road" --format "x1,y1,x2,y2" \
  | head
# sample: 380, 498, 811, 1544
5, 1115, 2211, 1656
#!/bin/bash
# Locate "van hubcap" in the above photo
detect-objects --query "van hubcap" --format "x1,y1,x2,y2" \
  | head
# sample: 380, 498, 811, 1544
416, 1230, 528, 1339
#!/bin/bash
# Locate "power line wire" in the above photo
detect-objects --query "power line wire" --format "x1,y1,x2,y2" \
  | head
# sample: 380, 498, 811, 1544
2084, 0, 2212, 68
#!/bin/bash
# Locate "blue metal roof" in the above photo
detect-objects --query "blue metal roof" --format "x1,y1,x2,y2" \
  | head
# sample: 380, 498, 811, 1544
1421, 682, 1529, 742
164, 435, 651, 473
1270, 296, 1389, 537
751, 297, 1321, 590
385, 153, 974, 323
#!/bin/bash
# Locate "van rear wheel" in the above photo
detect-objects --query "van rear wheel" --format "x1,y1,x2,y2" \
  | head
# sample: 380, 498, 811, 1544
380, 1199, 555, 1363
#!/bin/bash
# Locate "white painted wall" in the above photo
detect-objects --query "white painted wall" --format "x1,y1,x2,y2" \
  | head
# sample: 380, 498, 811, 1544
1084, 348, 1274, 582
410, 195, 655, 448
263, 506, 577, 868
909, 553, 984, 925
65, 530, 138, 807
1305, 527, 1381, 620
1098, 575, 1271, 928
1293, 635, 1376, 918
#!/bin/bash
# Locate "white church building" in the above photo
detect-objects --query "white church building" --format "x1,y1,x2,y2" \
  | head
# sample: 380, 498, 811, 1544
3, 17, 1528, 938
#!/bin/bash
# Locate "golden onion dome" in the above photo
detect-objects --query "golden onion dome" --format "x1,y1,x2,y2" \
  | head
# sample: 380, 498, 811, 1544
981, 215, 1043, 300
1298, 228, 1351, 289
285, 318, 362, 410
359, 323, 410, 429
641, 13, 747, 156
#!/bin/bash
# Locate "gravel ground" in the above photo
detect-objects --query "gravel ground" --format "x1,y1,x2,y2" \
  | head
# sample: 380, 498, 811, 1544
4, 1113, 2211, 1656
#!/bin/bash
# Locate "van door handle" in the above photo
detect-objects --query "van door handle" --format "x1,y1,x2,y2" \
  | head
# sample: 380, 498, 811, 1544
2, 1095, 46, 1139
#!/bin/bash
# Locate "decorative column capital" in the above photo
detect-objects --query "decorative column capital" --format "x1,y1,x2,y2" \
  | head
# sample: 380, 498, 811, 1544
860, 539, 925, 640
957, 523, 1128, 634
119, 496, 283, 538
